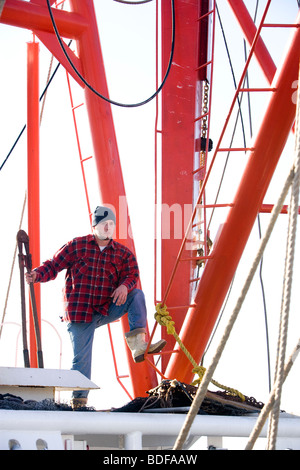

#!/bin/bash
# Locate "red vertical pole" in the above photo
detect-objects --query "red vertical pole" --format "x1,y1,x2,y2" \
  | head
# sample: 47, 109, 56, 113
27, 40, 41, 368
159, 0, 201, 371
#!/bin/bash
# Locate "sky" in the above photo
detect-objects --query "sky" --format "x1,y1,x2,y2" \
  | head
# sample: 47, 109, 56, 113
0, 0, 300, 449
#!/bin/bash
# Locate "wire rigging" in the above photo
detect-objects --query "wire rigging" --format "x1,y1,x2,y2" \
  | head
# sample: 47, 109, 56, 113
242, 0, 272, 393
46, 0, 175, 108
203, 1, 271, 390
207, 3, 247, 230
0, 41, 72, 172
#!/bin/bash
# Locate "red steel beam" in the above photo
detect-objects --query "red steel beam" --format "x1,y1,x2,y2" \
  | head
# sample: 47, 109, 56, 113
165, 11, 300, 383
27, 41, 41, 368
1, 0, 87, 38
226, 0, 277, 84
1, 0, 85, 85
160, 0, 206, 371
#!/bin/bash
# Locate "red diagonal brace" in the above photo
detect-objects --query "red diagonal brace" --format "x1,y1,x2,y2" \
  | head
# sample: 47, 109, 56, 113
165, 10, 300, 383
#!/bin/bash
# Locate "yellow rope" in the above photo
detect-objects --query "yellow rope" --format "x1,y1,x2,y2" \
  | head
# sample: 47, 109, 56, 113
155, 303, 245, 401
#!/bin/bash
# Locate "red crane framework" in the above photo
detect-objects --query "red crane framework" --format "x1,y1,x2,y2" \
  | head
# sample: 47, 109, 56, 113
1, 0, 299, 399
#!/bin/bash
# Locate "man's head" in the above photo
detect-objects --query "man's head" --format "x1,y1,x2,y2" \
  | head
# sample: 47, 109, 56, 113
92, 206, 116, 242
92, 206, 116, 227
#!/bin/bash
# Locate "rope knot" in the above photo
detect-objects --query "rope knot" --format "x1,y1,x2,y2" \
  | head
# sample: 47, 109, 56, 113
154, 302, 245, 401
155, 303, 175, 335
191, 365, 206, 386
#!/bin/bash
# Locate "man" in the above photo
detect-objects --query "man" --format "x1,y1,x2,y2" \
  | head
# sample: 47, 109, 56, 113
25, 206, 166, 408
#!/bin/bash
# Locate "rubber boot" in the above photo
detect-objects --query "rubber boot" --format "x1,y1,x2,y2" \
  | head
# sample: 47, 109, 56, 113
125, 328, 167, 363
71, 397, 88, 410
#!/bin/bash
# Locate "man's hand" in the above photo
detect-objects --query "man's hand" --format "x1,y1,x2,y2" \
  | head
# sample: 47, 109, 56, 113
112, 285, 128, 306
25, 271, 37, 284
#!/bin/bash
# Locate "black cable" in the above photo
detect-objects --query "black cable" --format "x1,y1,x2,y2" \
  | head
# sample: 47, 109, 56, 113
46, 0, 175, 108
0, 41, 72, 172
204, 2, 271, 389
210, 1, 272, 393
0, 125, 26, 172
113, 0, 153, 4
207, 3, 247, 230
244, 0, 272, 393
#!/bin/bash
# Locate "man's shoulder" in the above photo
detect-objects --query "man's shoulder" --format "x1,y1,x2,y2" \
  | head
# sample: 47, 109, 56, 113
111, 240, 134, 255
67, 234, 95, 248
70, 234, 94, 243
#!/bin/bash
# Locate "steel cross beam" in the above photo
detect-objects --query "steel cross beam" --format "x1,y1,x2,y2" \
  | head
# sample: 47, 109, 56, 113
227, 0, 277, 84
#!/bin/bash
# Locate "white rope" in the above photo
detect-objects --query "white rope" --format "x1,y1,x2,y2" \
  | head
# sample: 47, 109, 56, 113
267, 62, 300, 450
173, 163, 295, 450
245, 337, 300, 450
173, 63, 300, 451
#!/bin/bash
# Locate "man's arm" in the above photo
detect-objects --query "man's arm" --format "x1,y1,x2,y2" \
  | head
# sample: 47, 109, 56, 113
111, 284, 128, 306
111, 249, 139, 305
25, 271, 37, 284
25, 241, 74, 284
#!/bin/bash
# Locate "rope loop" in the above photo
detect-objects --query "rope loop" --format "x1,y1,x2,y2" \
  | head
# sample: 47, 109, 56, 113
154, 303, 176, 335
154, 303, 245, 401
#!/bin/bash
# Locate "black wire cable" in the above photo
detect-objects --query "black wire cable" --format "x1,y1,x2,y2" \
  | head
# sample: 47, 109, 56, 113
0, 41, 72, 172
208, 0, 272, 394
243, 1, 271, 393
203, 2, 271, 388
46, 0, 175, 108
207, 3, 247, 229
113, 0, 153, 4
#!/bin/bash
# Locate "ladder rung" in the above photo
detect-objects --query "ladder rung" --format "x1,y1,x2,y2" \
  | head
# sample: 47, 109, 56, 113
195, 60, 212, 71
218, 147, 254, 152
192, 166, 205, 174
189, 276, 202, 283
72, 102, 84, 110
262, 23, 300, 28
81, 156, 93, 163
166, 305, 196, 310
239, 87, 277, 92
194, 111, 209, 123
154, 349, 179, 356
197, 9, 215, 21
191, 204, 233, 216
182, 256, 212, 262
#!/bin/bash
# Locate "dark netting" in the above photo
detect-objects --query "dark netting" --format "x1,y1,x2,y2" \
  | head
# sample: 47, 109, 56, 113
0, 380, 265, 415
0, 393, 95, 411
111, 380, 264, 416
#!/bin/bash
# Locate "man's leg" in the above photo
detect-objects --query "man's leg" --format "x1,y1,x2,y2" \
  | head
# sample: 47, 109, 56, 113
67, 318, 98, 400
97, 288, 166, 363
96, 288, 147, 330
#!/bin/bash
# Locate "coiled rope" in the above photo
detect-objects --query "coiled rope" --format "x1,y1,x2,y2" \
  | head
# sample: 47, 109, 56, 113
155, 303, 245, 400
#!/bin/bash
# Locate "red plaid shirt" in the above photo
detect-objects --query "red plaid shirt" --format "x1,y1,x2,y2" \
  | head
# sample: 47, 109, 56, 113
34, 235, 139, 323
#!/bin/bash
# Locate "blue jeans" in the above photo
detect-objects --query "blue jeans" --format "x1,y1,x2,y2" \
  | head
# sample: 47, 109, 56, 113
67, 288, 147, 399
